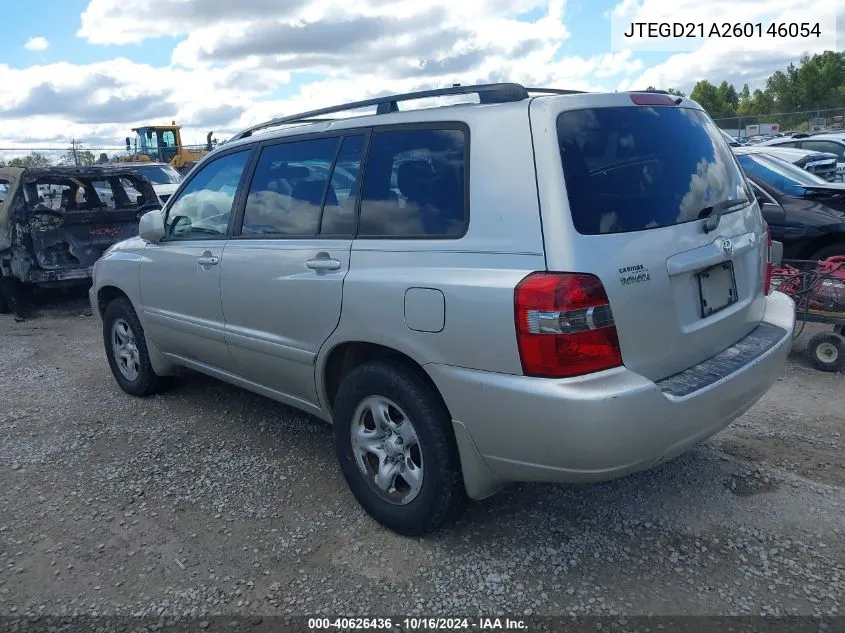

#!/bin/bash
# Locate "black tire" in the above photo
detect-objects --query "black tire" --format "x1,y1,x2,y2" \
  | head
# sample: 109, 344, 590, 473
332, 361, 467, 536
806, 331, 845, 373
0, 276, 29, 318
809, 243, 845, 261
102, 297, 170, 396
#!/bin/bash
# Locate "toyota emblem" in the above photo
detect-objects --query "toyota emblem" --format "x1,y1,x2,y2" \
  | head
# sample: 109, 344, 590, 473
721, 239, 734, 257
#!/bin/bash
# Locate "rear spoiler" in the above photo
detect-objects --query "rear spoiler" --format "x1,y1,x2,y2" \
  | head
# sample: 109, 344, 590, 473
803, 186, 845, 198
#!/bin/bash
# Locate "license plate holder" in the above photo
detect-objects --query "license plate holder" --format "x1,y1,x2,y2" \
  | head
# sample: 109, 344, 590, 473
698, 261, 738, 318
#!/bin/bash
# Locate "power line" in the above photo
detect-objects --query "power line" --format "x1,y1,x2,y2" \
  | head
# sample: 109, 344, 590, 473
0, 147, 128, 152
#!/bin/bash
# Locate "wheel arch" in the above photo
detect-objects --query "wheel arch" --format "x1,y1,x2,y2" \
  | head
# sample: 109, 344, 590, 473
96, 284, 131, 318
319, 340, 447, 418
317, 338, 505, 500
97, 283, 176, 376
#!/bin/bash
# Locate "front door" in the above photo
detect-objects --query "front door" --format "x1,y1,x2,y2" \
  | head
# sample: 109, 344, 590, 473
139, 149, 253, 372
220, 133, 366, 407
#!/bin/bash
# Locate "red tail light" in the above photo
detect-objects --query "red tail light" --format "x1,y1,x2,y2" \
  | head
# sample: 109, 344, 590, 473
514, 272, 623, 378
763, 221, 773, 295
630, 93, 679, 106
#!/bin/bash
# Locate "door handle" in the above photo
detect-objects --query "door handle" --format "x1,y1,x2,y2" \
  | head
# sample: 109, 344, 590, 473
306, 258, 342, 271
306, 255, 342, 271
196, 256, 219, 266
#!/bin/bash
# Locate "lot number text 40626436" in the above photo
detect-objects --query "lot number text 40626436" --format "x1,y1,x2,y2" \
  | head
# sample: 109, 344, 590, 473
307, 617, 527, 630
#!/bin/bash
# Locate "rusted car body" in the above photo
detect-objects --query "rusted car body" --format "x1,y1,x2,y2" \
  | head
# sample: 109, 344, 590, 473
0, 166, 160, 315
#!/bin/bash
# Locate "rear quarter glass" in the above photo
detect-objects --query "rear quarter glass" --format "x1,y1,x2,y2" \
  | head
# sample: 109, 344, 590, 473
557, 106, 751, 235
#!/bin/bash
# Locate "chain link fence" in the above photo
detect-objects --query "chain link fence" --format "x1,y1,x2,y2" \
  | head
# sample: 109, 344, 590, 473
713, 107, 845, 140
0, 147, 129, 167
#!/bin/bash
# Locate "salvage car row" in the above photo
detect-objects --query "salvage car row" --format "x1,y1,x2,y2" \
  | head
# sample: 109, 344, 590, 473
0, 162, 183, 315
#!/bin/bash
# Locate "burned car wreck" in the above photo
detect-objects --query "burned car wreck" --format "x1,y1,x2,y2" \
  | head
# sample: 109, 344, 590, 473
0, 166, 160, 316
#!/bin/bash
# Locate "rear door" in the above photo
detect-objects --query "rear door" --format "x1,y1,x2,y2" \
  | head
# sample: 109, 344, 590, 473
530, 93, 767, 382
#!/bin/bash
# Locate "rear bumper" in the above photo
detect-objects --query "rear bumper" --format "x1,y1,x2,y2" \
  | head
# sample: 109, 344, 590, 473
26, 267, 93, 284
427, 291, 795, 499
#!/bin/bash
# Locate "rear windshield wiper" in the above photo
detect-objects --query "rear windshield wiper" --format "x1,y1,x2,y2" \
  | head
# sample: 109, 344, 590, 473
699, 197, 750, 233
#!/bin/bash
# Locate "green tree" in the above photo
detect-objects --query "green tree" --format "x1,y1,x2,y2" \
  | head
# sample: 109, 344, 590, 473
645, 86, 686, 97
62, 143, 96, 167
765, 69, 798, 113
688, 51, 845, 130
78, 150, 95, 166
8, 152, 52, 168
717, 81, 739, 113
690, 80, 732, 118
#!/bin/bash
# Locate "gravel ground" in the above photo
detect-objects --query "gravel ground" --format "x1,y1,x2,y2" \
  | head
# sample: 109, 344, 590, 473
0, 293, 843, 623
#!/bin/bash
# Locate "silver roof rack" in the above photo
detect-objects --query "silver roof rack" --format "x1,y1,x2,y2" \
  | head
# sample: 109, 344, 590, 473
228, 83, 585, 142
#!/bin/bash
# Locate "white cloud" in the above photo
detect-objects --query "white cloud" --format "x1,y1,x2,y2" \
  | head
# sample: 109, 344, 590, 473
612, 0, 843, 92
0, 0, 838, 151
23, 36, 49, 52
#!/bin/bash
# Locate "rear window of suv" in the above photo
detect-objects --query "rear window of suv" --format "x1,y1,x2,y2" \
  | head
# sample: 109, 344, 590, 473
557, 106, 750, 235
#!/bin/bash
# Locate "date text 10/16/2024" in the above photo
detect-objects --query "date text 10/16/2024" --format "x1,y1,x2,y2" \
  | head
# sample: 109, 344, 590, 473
307, 617, 527, 630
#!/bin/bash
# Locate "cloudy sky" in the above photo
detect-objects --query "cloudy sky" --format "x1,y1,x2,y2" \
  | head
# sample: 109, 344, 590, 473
0, 0, 841, 149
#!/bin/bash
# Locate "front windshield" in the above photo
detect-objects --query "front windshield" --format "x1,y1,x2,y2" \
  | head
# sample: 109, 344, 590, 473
136, 131, 156, 154
136, 165, 182, 185
737, 153, 826, 196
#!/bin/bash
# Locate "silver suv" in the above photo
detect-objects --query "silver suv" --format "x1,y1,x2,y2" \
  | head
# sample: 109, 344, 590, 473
90, 84, 796, 535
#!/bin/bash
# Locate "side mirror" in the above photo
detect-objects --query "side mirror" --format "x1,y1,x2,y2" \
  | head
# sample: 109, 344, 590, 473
125, 137, 131, 152
771, 240, 784, 268
138, 209, 166, 243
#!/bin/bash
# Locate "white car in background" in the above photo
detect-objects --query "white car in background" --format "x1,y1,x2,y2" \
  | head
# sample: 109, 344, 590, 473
760, 133, 845, 181
121, 162, 184, 203
720, 129, 839, 181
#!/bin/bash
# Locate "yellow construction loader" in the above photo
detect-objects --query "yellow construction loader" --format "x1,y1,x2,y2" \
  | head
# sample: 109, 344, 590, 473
120, 123, 215, 174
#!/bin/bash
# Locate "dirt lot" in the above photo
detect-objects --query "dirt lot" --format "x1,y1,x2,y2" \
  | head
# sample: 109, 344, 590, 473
1, 293, 843, 622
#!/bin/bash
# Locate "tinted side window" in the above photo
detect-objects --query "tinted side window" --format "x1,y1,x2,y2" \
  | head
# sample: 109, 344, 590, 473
358, 128, 467, 238
242, 137, 340, 237
165, 150, 251, 239
802, 141, 845, 160
320, 135, 365, 236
